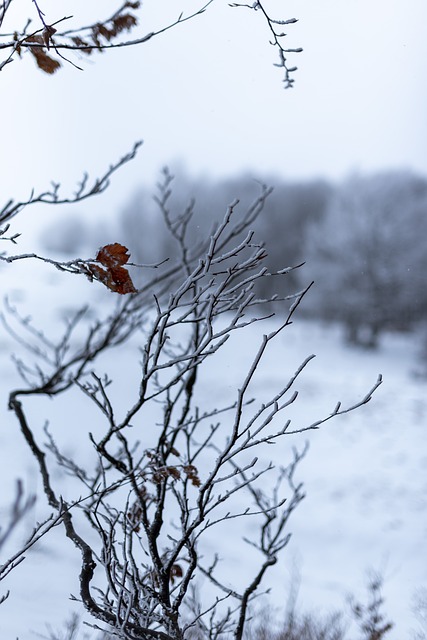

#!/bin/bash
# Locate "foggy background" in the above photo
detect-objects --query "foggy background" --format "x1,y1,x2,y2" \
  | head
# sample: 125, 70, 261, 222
1, 0, 427, 239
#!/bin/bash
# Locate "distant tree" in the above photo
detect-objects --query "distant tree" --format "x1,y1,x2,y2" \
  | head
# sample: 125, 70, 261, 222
412, 588, 427, 640
253, 179, 333, 299
416, 325, 427, 377
349, 573, 393, 640
41, 215, 90, 257
119, 172, 332, 298
118, 169, 216, 276
303, 171, 427, 347
244, 570, 394, 640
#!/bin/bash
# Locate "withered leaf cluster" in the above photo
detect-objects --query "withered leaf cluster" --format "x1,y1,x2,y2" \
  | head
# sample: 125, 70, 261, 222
88, 243, 137, 294
71, 3, 140, 54
24, 33, 61, 74
21, 2, 140, 74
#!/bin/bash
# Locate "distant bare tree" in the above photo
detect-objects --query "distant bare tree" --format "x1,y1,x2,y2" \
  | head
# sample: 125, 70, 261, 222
303, 171, 427, 347
117, 172, 332, 298
412, 588, 427, 640
349, 573, 393, 640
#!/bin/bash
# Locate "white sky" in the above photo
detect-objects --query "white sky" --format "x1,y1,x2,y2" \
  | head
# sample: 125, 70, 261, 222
1, 0, 427, 230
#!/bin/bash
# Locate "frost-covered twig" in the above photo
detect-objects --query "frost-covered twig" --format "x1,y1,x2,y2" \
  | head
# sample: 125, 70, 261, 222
6, 174, 380, 638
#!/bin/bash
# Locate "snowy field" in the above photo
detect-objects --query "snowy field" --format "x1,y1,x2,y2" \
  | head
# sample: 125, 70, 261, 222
1, 262, 426, 638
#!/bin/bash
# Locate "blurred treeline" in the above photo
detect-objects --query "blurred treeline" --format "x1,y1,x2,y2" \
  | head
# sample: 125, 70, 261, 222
43, 168, 427, 349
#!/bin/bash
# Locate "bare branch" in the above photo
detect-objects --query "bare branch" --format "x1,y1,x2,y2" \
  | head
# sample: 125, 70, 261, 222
5, 174, 380, 638
229, 0, 302, 87
0, 141, 142, 226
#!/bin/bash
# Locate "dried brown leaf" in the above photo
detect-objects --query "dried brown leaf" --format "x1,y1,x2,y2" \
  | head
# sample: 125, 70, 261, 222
87, 264, 137, 295
112, 14, 138, 34
183, 465, 201, 487
95, 23, 114, 42
96, 243, 131, 268
88, 244, 136, 294
29, 47, 61, 74
25, 34, 44, 45
170, 564, 183, 584
165, 466, 181, 480
42, 25, 57, 50
71, 36, 92, 54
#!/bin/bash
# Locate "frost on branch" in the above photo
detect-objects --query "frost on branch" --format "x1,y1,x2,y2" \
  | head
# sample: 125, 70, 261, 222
4, 173, 381, 639
229, 0, 302, 87
0, 143, 146, 292
1, 0, 301, 84
0, 1, 214, 73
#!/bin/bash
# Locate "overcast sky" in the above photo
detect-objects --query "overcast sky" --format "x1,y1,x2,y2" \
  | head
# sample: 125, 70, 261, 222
1, 0, 427, 234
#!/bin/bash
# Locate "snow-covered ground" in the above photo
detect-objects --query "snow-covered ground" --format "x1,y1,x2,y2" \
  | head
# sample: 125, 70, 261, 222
1, 262, 426, 638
